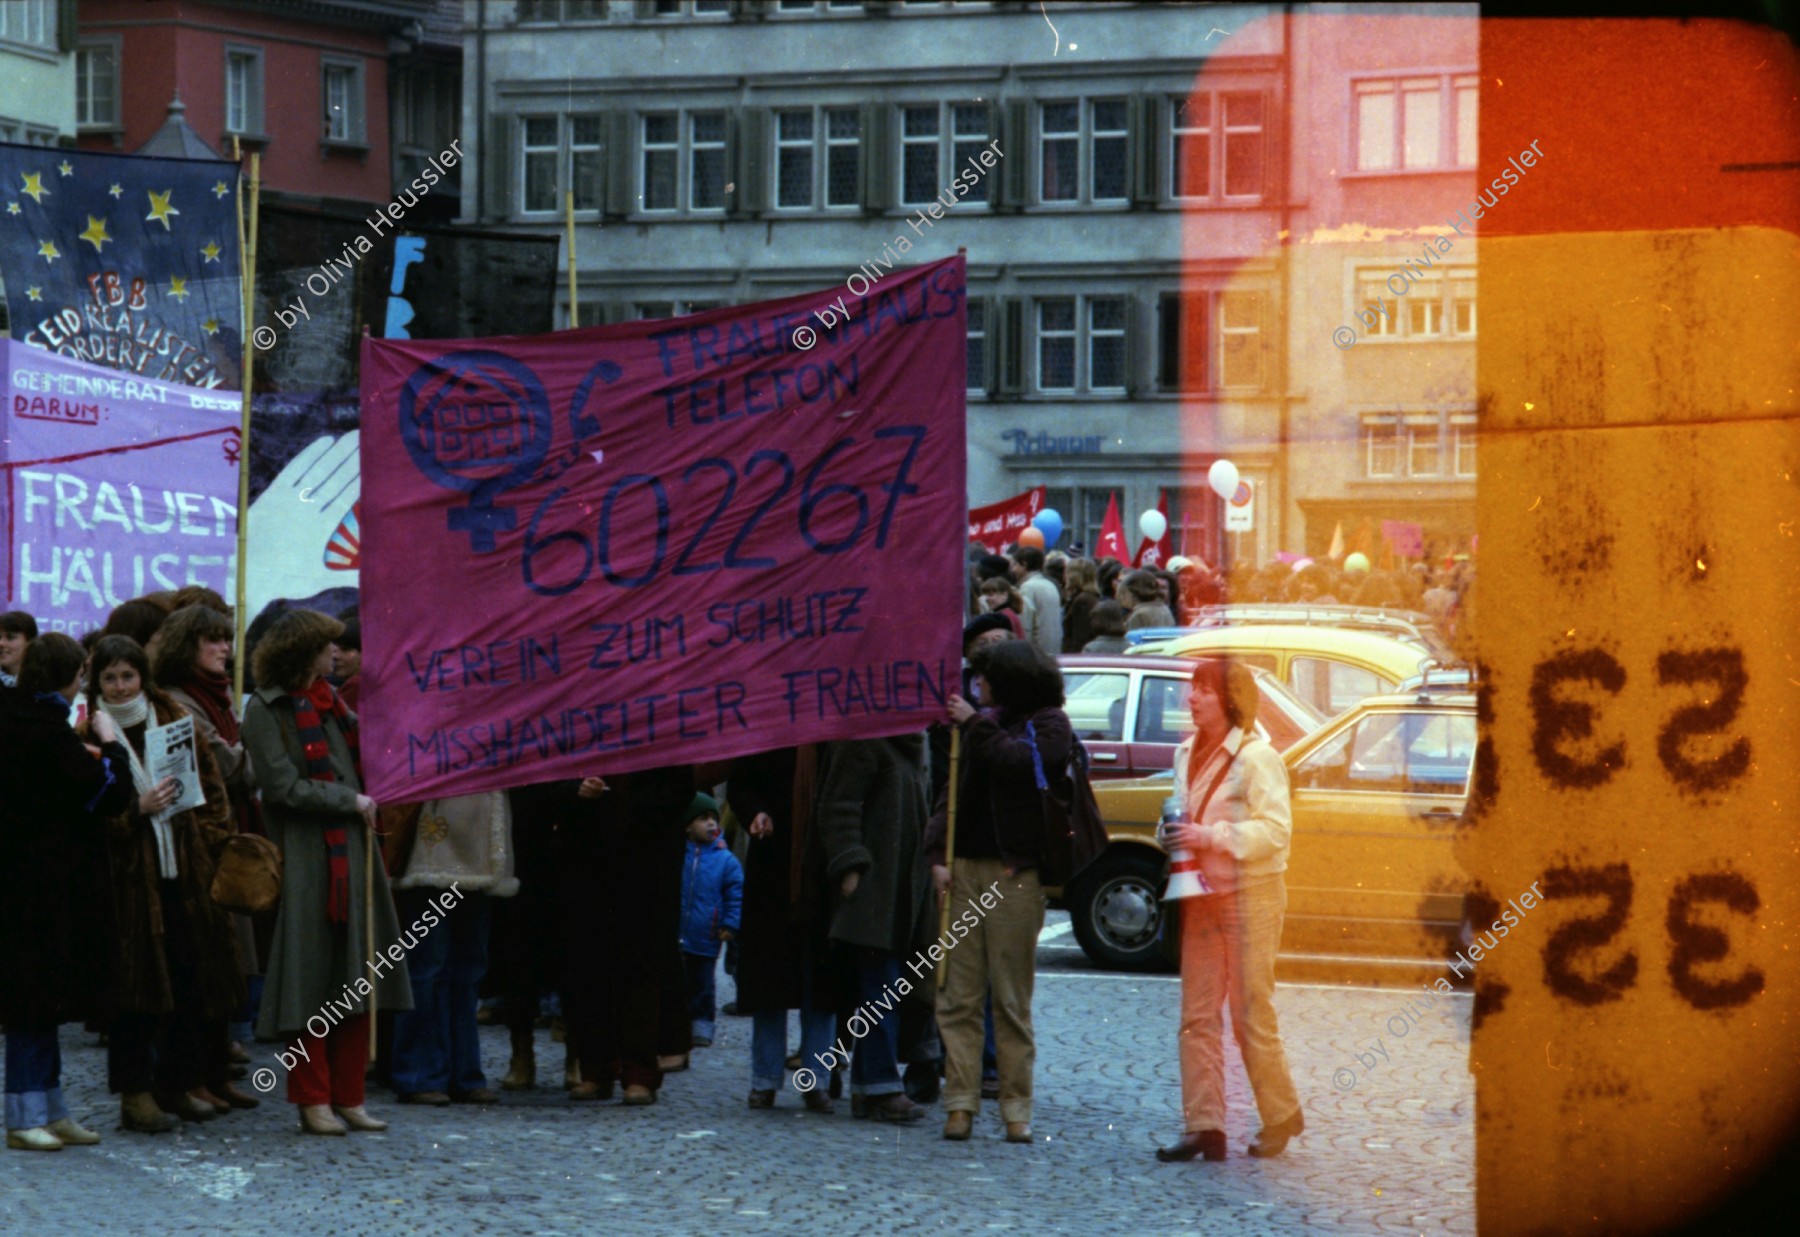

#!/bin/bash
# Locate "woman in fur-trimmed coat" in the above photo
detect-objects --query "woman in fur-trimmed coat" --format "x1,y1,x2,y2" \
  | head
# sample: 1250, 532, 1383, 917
81, 634, 251, 1131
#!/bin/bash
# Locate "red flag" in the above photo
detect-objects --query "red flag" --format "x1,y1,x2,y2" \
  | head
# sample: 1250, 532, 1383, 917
1094, 492, 1129, 561
1132, 490, 1173, 568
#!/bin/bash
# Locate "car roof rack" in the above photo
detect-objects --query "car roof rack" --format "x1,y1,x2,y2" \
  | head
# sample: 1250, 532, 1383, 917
1188, 603, 1450, 655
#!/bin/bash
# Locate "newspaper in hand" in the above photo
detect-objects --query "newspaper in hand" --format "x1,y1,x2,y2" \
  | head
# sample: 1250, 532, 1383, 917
145, 714, 207, 823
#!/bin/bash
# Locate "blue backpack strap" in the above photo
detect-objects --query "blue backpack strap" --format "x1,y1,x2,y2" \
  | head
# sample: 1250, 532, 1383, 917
1025, 720, 1050, 791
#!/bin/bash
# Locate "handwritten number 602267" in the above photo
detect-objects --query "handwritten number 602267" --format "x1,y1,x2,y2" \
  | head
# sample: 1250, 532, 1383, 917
519, 425, 927, 596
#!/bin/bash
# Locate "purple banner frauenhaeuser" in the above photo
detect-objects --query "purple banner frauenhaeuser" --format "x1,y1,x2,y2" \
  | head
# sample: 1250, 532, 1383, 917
358, 256, 968, 800
0, 340, 242, 637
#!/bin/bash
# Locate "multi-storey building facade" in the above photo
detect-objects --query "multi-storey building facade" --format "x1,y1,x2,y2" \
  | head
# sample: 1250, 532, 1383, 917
0, 0, 76, 148
1283, 6, 1476, 559
463, 0, 1477, 565
76, 0, 444, 209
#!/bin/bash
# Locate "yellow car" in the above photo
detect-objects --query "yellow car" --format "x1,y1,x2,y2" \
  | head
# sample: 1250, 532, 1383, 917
1128, 623, 1438, 717
1071, 690, 1475, 977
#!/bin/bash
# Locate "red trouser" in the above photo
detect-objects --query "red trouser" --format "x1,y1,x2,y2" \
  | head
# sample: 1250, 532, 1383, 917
286, 1013, 370, 1108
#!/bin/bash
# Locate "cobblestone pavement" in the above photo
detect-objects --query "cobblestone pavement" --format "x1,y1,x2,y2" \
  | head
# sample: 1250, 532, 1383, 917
1, 911, 1473, 1235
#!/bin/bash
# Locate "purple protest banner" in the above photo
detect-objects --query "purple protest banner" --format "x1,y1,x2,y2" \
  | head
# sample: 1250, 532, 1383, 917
0, 340, 241, 636
358, 257, 968, 801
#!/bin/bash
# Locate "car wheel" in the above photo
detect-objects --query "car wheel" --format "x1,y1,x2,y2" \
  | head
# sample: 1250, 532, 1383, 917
1070, 851, 1172, 972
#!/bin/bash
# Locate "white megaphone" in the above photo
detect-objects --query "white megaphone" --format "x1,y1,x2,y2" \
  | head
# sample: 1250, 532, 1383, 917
1159, 795, 1215, 901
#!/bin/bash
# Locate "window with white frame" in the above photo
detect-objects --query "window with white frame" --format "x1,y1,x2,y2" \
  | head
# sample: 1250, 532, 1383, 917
774, 0, 865, 13
1451, 272, 1476, 336
517, 1, 606, 20
1219, 291, 1263, 388
966, 299, 986, 394
1038, 299, 1076, 391
634, 299, 724, 319
0, 1, 55, 48
1453, 415, 1477, 477
77, 40, 120, 130
641, 111, 729, 213
224, 47, 264, 136
1170, 91, 1265, 201
637, 0, 732, 17
520, 115, 603, 215
1356, 266, 1474, 340
1089, 298, 1126, 391
1036, 295, 1127, 394
1354, 73, 1478, 171
1364, 416, 1400, 477
523, 117, 559, 211
322, 59, 366, 144
1408, 415, 1442, 475
1039, 98, 1129, 205
899, 102, 988, 206
1361, 413, 1470, 479
1157, 290, 1271, 392
774, 107, 860, 210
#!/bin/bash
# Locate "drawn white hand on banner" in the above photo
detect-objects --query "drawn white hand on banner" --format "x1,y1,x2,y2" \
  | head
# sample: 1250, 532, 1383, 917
246, 432, 361, 621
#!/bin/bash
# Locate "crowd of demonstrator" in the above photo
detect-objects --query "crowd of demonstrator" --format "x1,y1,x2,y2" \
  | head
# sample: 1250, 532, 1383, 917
0, 543, 1471, 1155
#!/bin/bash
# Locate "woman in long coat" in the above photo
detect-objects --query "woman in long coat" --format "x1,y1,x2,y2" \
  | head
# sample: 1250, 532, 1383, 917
245, 609, 412, 1136
728, 745, 835, 1112
802, 734, 933, 1123
0, 634, 137, 1151
83, 635, 252, 1131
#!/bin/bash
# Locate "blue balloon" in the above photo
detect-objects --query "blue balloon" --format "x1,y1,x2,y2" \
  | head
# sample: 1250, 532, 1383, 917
1032, 508, 1064, 546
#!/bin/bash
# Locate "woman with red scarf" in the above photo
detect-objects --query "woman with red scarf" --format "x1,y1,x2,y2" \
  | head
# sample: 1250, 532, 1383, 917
244, 609, 412, 1136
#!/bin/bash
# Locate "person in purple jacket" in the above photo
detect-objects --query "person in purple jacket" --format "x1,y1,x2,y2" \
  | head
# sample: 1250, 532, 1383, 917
678, 794, 743, 1049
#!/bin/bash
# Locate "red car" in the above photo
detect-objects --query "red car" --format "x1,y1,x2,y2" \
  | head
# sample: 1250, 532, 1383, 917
1057, 654, 1324, 779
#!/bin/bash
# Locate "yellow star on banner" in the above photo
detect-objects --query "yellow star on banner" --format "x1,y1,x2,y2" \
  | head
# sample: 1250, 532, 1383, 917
167, 276, 189, 302
79, 215, 112, 252
57, 160, 72, 177
146, 190, 179, 230
109, 183, 123, 199
37, 239, 59, 263
26, 287, 42, 301
201, 240, 222, 263
212, 180, 229, 199
20, 172, 46, 203
5, 202, 18, 215
202, 317, 220, 335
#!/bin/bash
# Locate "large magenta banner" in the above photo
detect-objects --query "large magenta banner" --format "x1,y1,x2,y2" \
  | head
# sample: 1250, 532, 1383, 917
358, 257, 967, 800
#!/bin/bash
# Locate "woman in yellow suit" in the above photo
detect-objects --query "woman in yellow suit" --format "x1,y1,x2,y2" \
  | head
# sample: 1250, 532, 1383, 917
1157, 657, 1304, 1164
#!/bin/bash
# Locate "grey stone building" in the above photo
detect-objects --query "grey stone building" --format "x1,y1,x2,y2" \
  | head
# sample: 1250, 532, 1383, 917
462, 0, 1285, 565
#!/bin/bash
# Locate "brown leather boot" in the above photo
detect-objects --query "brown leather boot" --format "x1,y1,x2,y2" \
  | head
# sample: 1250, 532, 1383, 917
119, 1092, 177, 1134
502, 1027, 536, 1091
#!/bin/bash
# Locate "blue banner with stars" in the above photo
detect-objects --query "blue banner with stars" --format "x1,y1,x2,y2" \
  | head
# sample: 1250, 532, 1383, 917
0, 143, 242, 389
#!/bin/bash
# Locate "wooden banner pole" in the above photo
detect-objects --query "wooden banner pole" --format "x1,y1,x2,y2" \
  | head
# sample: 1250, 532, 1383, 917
937, 728, 961, 990
232, 149, 260, 703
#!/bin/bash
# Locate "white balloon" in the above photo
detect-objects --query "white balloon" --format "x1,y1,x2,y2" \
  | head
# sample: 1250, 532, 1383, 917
1208, 459, 1240, 501
1139, 509, 1167, 541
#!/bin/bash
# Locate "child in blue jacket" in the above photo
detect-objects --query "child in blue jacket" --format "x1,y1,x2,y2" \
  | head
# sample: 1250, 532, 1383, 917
679, 793, 743, 1047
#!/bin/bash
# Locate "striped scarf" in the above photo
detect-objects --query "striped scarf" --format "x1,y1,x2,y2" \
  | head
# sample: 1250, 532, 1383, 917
291, 680, 361, 925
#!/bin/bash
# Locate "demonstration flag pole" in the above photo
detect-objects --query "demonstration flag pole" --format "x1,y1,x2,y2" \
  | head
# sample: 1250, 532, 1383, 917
565, 190, 578, 328
939, 244, 971, 991
231, 145, 261, 703
937, 729, 961, 990
367, 820, 377, 1059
